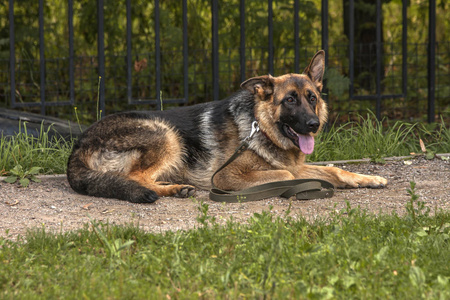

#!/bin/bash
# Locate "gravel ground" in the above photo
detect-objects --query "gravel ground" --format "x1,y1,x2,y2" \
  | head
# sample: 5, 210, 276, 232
1, 157, 449, 240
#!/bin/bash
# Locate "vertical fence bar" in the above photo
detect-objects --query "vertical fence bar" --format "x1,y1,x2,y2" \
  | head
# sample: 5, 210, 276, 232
97, 0, 105, 117
240, 0, 246, 82
9, 0, 16, 108
268, 0, 274, 74
68, 0, 74, 105
321, 0, 329, 102
126, 0, 132, 102
39, 0, 46, 114
349, 0, 354, 99
427, 0, 436, 123
321, 0, 329, 67
294, 0, 299, 74
211, 0, 219, 101
155, 0, 161, 109
401, 0, 407, 97
375, 0, 382, 120
182, 0, 189, 101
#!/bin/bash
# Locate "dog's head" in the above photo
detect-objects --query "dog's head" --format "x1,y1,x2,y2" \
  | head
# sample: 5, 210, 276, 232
240, 50, 328, 154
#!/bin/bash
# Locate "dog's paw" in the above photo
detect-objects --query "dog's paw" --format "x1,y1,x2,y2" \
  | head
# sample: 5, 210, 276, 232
366, 175, 388, 188
131, 189, 159, 203
339, 173, 388, 189
174, 185, 196, 198
353, 175, 387, 188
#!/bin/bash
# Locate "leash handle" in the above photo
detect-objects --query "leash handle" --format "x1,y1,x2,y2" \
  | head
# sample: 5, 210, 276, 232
209, 179, 334, 203
209, 121, 335, 203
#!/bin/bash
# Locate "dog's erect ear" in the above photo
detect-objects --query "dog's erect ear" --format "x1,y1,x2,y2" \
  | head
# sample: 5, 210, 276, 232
303, 50, 325, 91
240, 75, 274, 100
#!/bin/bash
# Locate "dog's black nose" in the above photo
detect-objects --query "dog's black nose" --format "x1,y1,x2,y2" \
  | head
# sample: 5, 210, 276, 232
307, 119, 320, 132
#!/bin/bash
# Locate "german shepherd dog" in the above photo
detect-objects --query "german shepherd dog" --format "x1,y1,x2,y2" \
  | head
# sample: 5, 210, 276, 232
67, 50, 387, 203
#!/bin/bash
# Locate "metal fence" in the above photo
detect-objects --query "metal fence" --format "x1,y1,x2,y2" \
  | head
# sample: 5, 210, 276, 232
1, 0, 448, 124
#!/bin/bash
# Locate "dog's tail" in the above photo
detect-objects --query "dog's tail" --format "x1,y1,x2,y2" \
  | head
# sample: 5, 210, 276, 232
66, 151, 158, 203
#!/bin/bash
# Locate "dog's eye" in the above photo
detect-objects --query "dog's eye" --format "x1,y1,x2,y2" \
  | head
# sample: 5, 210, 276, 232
285, 96, 296, 104
309, 94, 317, 103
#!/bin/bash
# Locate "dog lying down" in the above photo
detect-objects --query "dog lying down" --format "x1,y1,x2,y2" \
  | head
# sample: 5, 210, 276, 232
67, 50, 387, 203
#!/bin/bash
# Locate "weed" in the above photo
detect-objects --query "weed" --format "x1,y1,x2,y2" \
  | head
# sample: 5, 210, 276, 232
73, 106, 83, 133
97, 76, 102, 121
196, 199, 216, 227
3, 164, 41, 187
419, 138, 437, 160
370, 152, 386, 164
406, 181, 430, 225
236, 194, 247, 203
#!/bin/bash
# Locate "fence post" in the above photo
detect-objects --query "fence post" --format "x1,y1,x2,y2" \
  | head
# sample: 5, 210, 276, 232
294, 0, 299, 74
211, 0, 219, 101
268, 0, 274, 74
9, 0, 16, 108
240, 0, 246, 82
428, 0, 436, 123
375, 0, 382, 120
39, 0, 46, 115
68, 0, 75, 105
402, 0, 407, 99
182, 0, 189, 101
321, 0, 328, 67
155, 0, 161, 110
97, 0, 105, 117
126, 0, 132, 102
321, 0, 329, 102
348, 0, 354, 100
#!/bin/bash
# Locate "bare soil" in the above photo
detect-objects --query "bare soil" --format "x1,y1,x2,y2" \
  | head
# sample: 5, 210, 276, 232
1, 157, 449, 240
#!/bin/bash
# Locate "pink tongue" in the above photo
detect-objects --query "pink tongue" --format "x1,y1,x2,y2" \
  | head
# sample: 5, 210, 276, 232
298, 134, 314, 154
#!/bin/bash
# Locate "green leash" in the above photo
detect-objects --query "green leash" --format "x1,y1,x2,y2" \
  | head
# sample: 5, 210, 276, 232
209, 121, 335, 203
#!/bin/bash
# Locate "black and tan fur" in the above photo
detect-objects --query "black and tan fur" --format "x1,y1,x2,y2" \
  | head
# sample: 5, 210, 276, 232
67, 50, 387, 203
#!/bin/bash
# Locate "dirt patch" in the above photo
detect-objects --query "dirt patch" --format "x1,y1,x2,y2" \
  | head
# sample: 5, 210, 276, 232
1, 157, 449, 240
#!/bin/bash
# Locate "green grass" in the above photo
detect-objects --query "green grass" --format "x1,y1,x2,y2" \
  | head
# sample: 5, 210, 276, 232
309, 113, 450, 162
2, 113, 449, 177
0, 197, 449, 299
1, 116, 449, 298
0, 122, 73, 176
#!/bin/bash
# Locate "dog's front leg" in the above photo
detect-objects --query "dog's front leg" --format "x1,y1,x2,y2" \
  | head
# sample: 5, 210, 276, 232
293, 164, 387, 188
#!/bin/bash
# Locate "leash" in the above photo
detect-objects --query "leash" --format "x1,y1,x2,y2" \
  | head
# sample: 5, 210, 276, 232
209, 121, 335, 203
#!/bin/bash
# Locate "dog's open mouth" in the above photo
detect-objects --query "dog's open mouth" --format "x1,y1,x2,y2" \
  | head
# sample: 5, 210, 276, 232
282, 124, 314, 154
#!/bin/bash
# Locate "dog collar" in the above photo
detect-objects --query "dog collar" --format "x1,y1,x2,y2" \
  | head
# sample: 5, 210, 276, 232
252, 119, 272, 142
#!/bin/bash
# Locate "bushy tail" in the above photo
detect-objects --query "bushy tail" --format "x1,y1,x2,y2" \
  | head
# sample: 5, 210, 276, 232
67, 153, 158, 203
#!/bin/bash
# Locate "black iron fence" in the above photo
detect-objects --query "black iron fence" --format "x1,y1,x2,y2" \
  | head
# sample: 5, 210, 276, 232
1, 0, 449, 124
